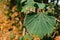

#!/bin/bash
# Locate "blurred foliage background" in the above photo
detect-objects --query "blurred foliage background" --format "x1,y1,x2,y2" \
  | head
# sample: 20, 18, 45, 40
0, 0, 60, 40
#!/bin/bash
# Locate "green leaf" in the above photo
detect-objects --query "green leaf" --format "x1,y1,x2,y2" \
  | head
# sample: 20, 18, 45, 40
0, 0, 2, 2
54, 5, 60, 14
10, 34, 14, 39
21, 0, 35, 13
21, 0, 26, 3
37, 3, 45, 9
17, 0, 22, 11
23, 34, 33, 40
24, 12, 56, 38
19, 36, 24, 40
19, 34, 33, 40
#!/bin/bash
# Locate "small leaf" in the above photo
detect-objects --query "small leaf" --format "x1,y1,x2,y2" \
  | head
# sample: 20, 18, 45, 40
19, 36, 24, 40
10, 34, 14, 39
21, 0, 26, 3
0, 0, 2, 2
23, 34, 33, 40
37, 3, 45, 9
21, 0, 35, 13
17, 0, 22, 11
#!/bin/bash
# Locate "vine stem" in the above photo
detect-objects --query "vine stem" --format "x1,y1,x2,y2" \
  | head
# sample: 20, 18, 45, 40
55, 18, 60, 22
22, 28, 26, 36
51, 31, 58, 38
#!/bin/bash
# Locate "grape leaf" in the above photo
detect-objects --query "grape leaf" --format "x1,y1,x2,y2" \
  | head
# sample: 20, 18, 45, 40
24, 12, 56, 38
